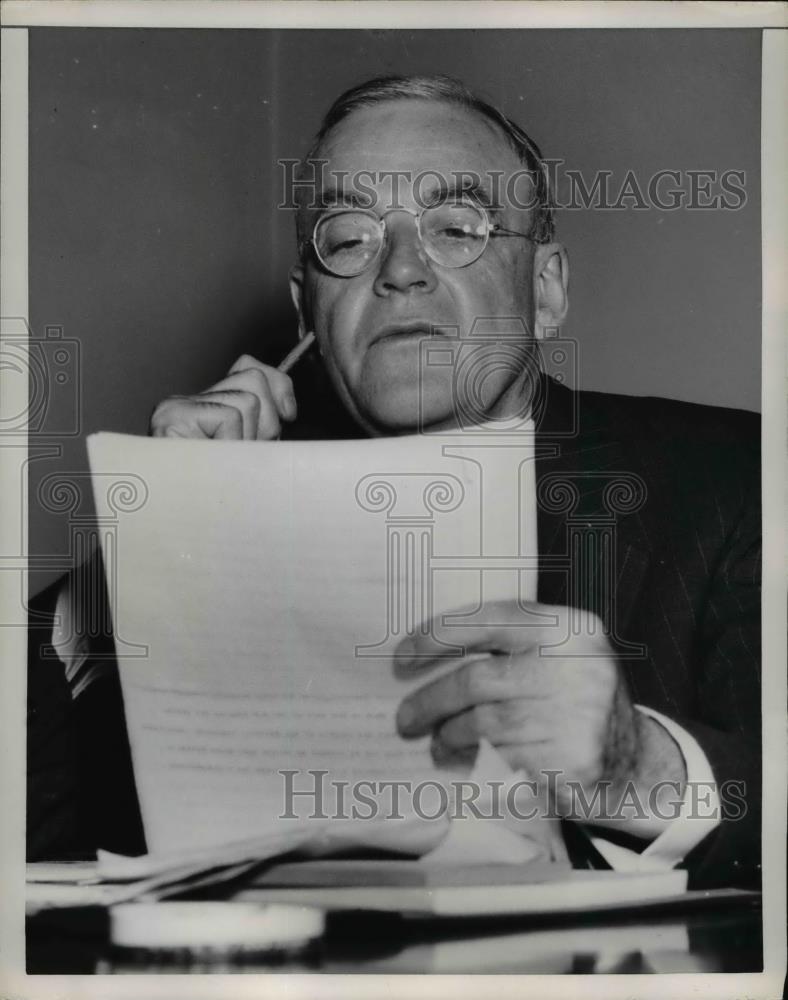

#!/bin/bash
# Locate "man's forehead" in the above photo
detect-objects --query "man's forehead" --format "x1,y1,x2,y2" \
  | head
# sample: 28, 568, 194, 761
317, 99, 521, 179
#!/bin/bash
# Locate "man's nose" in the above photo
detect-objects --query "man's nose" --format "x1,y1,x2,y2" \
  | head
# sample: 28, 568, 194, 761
372, 216, 438, 296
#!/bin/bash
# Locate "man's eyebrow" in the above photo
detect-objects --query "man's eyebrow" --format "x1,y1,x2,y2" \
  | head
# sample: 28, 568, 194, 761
313, 185, 372, 209
420, 178, 499, 210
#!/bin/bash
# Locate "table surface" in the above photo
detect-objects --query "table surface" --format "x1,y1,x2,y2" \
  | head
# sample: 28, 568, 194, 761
27, 892, 762, 975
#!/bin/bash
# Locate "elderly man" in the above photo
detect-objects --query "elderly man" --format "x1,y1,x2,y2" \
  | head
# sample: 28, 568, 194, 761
28, 76, 760, 889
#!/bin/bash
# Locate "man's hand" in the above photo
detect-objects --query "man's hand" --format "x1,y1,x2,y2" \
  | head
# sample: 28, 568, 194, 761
149, 354, 297, 440
395, 601, 687, 839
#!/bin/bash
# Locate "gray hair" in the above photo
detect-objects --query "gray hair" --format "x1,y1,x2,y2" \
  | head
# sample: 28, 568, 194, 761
295, 74, 555, 248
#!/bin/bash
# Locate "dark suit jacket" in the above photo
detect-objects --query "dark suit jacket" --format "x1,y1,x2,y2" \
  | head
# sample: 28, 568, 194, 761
27, 376, 761, 888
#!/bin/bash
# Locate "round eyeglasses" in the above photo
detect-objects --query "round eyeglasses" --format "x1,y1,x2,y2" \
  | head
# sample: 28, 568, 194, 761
307, 201, 539, 278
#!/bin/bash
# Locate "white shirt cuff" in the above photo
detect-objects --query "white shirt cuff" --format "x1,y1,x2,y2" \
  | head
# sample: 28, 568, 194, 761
52, 573, 109, 698
588, 705, 721, 872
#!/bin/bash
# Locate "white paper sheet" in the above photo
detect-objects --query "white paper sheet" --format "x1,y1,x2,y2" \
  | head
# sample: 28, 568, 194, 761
88, 430, 538, 854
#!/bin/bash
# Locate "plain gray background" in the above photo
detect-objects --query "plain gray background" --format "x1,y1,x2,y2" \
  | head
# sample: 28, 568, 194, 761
28, 28, 762, 594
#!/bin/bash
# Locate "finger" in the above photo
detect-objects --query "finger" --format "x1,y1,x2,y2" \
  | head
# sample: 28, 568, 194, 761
229, 368, 293, 435
396, 654, 519, 738
430, 737, 477, 770
226, 355, 297, 424
198, 390, 260, 440
437, 699, 535, 749
208, 404, 246, 440
207, 384, 281, 440
151, 398, 244, 440
209, 369, 287, 437
149, 412, 189, 439
198, 390, 261, 440
228, 352, 266, 375
394, 603, 563, 666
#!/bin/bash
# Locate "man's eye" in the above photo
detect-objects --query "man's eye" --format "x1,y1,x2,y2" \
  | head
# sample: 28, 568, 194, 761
433, 223, 483, 242
436, 225, 472, 239
329, 237, 364, 252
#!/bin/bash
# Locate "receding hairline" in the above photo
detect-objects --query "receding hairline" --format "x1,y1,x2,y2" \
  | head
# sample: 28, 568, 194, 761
308, 94, 528, 165
295, 74, 556, 246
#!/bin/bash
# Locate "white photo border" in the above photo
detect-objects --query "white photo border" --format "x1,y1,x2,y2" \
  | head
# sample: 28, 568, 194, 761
1, 4, 785, 999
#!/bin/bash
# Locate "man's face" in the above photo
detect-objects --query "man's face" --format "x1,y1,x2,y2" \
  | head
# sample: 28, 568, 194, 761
290, 99, 567, 434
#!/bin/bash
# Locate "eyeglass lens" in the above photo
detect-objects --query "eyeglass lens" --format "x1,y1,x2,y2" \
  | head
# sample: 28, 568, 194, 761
313, 203, 489, 276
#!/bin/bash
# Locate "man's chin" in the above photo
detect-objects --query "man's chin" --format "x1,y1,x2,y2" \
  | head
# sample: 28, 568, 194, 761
356, 388, 455, 436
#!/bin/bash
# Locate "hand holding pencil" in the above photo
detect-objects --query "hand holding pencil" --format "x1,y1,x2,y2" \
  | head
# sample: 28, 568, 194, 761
148, 333, 315, 441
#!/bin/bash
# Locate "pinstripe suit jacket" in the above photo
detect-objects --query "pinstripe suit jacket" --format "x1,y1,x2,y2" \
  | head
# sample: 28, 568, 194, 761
27, 376, 761, 888
533, 377, 760, 888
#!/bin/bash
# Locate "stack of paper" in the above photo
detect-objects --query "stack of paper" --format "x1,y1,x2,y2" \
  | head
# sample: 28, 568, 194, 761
87, 431, 541, 859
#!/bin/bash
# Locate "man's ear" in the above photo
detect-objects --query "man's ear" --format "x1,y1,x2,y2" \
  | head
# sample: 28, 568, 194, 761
288, 264, 309, 341
532, 243, 569, 338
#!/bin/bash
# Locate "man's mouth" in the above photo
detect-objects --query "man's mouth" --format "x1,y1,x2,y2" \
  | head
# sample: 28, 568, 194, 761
369, 321, 451, 346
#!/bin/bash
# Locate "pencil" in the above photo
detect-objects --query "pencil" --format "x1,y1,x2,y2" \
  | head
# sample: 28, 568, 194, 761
277, 331, 316, 374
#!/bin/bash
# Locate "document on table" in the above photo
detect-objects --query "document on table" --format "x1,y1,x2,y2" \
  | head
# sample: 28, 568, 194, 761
238, 868, 690, 917
88, 430, 540, 856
